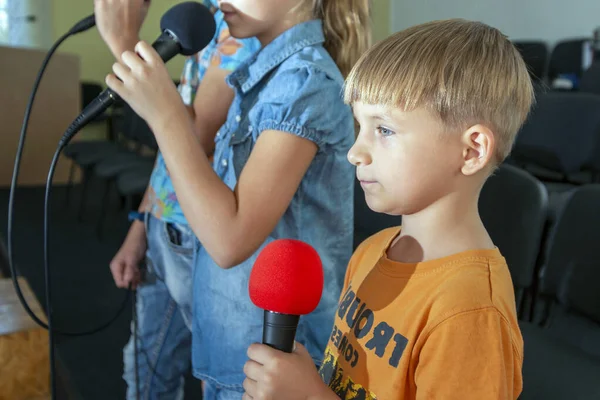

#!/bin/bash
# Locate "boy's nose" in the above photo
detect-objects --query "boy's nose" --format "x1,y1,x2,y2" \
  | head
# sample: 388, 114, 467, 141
347, 139, 372, 166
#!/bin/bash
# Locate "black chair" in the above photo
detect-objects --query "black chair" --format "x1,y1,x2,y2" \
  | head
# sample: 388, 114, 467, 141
513, 40, 548, 83
519, 321, 600, 400
64, 82, 118, 165
69, 102, 143, 222
478, 165, 548, 318
531, 185, 600, 359
353, 178, 401, 250
64, 82, 126, 209
93, 107, 157, 237
548, 38, 592, 89
115, 165, 156, 213
579, 62, 600, 94
512, 92, 600, 184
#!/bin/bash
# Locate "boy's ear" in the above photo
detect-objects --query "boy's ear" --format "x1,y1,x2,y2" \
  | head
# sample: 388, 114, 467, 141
460, 124, 495, 176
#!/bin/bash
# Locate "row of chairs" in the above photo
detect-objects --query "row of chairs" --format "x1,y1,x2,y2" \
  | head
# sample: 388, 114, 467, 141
354, 165, 600, 399
514, 38, 593, 88
64, 82, 161, 238
510, 90, 600, 188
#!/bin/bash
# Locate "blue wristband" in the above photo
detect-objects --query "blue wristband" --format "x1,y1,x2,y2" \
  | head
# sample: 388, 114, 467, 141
128, 211, 145, 222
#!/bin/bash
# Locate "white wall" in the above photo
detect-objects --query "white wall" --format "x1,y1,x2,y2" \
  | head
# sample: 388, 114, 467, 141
391, 0, 600, 47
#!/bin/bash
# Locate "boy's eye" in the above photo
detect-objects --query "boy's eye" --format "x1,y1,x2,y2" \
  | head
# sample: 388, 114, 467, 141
376, 126, 395, 137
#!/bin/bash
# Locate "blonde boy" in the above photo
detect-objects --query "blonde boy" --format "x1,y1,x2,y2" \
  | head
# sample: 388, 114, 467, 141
241, 19, 534, 400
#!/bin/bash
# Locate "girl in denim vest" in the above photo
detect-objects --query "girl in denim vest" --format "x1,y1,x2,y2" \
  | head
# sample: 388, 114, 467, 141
106, 0, 371, 398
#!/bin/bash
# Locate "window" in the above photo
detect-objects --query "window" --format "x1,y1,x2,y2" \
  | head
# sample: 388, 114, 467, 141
0, 0, 53, 48
0, 0, 8, 44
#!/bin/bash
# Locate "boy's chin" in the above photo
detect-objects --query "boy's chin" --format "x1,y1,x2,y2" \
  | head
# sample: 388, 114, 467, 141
364, 196, 399, 216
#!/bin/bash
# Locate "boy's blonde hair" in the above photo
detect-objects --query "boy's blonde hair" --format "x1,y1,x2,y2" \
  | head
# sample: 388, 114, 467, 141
344, 19, 535, 163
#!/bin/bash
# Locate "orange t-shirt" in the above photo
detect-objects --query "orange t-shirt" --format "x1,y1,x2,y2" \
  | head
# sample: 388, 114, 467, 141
318, 227, 523, 399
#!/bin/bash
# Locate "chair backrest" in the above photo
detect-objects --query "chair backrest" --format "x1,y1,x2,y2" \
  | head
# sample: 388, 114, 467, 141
353, 178, 401, 250
548, 38, 592, 85
513, 40, 548, 82
113, 103, 158, 151
129, 109, 158, 151
532, 185, 600, 360
579, 62, 600, 94
513, 92, 600, 174
538, 185, 600, 324
479, 164, 548, 305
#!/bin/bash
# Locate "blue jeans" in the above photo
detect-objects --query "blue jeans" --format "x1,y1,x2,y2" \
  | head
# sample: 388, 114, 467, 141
123, 213, 197, 399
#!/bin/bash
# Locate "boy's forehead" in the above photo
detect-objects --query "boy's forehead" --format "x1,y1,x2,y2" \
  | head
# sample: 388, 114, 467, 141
352, 102, 408, 121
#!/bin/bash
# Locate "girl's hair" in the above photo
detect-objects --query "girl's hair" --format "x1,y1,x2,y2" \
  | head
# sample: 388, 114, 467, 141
311, 0, 372, 77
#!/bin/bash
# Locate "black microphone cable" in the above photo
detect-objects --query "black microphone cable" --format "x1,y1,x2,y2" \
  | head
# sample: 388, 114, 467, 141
7, 13, 95, 334
6, 14, 133, 400
10, 3, 216, 396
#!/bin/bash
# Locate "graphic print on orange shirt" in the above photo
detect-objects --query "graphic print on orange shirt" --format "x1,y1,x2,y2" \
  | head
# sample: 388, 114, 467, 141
319, 284, 409, 400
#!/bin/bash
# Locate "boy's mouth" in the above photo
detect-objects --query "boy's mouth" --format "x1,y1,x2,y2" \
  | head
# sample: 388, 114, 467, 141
358, 177, 378, 187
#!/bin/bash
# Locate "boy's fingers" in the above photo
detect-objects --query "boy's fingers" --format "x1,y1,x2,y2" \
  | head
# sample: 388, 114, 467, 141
247, 342, 278, 365
243, 359, 262, 381
242, 377, 258, 397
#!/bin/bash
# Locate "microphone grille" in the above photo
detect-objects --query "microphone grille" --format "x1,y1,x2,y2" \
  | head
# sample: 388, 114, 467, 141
160, 2, 216, 56
249, 239, 324, 316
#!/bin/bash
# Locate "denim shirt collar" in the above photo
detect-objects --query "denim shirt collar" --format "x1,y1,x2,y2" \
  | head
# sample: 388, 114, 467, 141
228, 20, 325, 94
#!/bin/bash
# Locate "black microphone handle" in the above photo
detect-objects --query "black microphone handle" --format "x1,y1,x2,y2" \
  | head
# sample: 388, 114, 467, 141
263, 310, 300, 353
59, 31, 183, 146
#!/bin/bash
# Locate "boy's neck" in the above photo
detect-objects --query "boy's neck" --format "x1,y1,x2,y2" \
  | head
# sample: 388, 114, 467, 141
387, 190, 495, 264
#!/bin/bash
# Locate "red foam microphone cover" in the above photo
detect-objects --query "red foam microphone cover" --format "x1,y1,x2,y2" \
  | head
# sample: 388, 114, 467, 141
249, 239, 324, 316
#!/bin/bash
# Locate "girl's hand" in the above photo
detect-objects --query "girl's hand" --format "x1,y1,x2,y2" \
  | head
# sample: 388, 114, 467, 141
105, 40, 188, 134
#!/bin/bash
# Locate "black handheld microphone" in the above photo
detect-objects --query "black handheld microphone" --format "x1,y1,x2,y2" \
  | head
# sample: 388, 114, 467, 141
59, 1, 216, 146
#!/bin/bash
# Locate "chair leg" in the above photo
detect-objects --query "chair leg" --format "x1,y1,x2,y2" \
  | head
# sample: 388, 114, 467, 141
65, 162, 76, 207
96, 179, 112, 240
77, 167, 92, 222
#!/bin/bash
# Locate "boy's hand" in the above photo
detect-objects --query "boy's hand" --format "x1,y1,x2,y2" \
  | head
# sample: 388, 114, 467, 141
106, 41, 188, 135
109, 220, 147, 289
242, 342, 335, 400
94, 0, 151, 60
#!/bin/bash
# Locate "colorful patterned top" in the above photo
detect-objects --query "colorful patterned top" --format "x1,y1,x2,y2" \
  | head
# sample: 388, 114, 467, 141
147, 0, 261, 223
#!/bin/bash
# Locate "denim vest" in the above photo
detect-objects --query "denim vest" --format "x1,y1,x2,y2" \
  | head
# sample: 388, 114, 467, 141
191, 20, 355, 389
